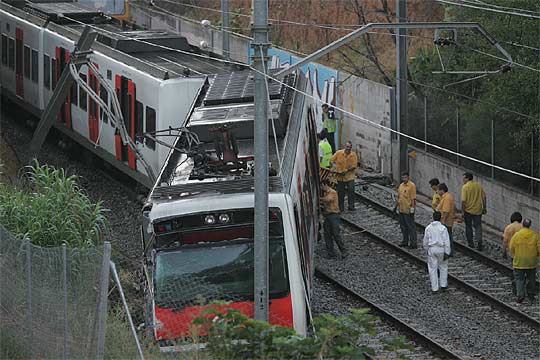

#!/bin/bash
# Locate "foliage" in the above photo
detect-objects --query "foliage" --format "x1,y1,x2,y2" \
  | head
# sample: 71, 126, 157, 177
409, 0, 539, 191
0, 161, 108, 247
191, 305, 411, 359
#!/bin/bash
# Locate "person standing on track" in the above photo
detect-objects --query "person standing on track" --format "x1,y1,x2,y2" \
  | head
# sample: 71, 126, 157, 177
502, 212, 523, 259
509, 218, 539, 304
423, 211, 451, 293
318, 131, 332, 168
436, 183, 455, 256
429, 178, 441, 211
329, 141, 358, 212
321, 104, 337, 153
320, 180, 347, 259
461, 172, 487, 251
396, 172, 417, 249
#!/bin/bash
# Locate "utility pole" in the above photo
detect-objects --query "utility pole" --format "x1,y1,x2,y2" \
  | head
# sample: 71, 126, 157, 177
221, 0, 230, 60
396, 0, 408, 175
252, 0, 269, 322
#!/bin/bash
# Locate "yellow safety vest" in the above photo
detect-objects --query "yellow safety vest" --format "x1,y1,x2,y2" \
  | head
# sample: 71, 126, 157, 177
322, 112, 336, 133
319, 140, 333, 167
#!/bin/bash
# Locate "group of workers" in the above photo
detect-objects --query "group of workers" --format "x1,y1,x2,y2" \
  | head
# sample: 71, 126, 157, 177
317, 103, 538, 303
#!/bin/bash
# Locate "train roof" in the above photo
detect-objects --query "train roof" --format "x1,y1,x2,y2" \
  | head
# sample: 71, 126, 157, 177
149, 70, 307, 201
1, 1, 239, 78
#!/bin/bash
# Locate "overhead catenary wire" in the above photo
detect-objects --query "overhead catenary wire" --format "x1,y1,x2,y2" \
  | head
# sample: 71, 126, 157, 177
435, 0, 540, 19
63, 16, 539, 183
461, 0, 540, 15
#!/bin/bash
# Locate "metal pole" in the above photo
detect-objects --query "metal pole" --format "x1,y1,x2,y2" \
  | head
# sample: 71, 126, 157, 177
252, 0, 269, 322
110, 261, 144, 360
96, 242, 111, 360
26, 240, 33, 359
531, 134, 534, 194
221, 0, 230, 60
424, 95, 427, 152
491, 119, 494, 178
396, 0, 408, 174
456, 107, 460, 166
62, 244, 69, 360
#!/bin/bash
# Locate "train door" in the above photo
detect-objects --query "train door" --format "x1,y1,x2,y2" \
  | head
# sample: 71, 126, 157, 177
15, 27, 23, 98
88, 65, 100, 143
114, 75, 137, 170
55, 47, 71, 128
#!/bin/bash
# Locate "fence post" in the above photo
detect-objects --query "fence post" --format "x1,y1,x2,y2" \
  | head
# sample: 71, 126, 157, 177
424, 95, 427, 152
531, 134, 534, 195
456, 107, 460, 166
26, 240, 34, 359
110, 261, 145, 360
95, 242, 111, 360
62, 243, 69, 360
491, 119, 494, 179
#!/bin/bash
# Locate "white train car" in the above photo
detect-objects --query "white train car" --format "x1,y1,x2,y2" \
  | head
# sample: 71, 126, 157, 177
141, 70, 320, 348
0, 1, 236, 187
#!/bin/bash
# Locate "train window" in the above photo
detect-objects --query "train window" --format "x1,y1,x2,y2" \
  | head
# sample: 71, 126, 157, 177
106, 69, 112, 80
99, 85, 108, 124
135, 100, 143, 140
31, 49, 38, 83
43, 54, 50, 89
70, 84, 78, 105
51, 59, 57, 89
145, 106, 156, 150
79, 73, 87, 111
23, 45, 30, 79
8, 37, 14, 69
1, 35, 7, 66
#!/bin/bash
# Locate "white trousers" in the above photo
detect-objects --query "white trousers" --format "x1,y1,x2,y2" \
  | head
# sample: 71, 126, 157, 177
427, 247, 448, 291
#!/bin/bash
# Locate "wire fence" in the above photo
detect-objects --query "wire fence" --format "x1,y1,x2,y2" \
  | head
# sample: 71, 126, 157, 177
408, 94, 539, 196
0, 225, 111, 359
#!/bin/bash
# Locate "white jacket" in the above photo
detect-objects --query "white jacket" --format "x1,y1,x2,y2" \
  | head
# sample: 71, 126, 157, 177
423, 221, 451, 254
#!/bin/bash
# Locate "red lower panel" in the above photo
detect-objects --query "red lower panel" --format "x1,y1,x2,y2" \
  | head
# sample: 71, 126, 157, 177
155, 294, 293, 340
115, 134, 122, 161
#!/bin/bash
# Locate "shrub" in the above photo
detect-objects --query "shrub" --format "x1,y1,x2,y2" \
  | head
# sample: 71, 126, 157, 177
0, 161, 107, 247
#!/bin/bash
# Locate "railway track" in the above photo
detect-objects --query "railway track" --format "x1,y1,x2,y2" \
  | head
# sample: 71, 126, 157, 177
351, 183, 540, 325
316, 221, 539, 359
314, 270, 459, 359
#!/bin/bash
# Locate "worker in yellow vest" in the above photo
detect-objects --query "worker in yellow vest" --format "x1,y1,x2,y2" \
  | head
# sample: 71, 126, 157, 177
318, 131, 333, 168
322, 104, 337, 153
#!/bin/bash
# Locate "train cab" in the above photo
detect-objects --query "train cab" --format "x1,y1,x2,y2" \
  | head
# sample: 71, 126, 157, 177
142, 193, 308, 345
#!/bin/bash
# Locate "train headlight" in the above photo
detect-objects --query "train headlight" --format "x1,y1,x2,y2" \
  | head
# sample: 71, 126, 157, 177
204, 215, 216, 225
218, 213, 230, 224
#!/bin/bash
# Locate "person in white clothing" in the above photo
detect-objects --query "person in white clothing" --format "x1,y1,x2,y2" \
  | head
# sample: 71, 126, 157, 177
423, 211, 451, 293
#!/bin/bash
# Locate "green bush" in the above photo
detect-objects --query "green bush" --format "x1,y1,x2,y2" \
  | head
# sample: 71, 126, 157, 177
0, 161, 107, 247
190, 306, 411, 359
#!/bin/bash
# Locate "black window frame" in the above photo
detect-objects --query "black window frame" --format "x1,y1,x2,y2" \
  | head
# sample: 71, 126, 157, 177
99, 84, 108, 124
31, 49, 38, 83
135, 100, 144, 141
145, 106, 156, 150
1, 35, 7, 66
8, 37, 14, 69
51, 58, 57, 89
70, 84, 78, 105
43, 54, 50, 89
79, 73, 87, 111
23, 45, 30, 79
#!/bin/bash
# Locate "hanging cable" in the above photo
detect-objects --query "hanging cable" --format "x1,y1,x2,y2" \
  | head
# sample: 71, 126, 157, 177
435, 0, 540, 19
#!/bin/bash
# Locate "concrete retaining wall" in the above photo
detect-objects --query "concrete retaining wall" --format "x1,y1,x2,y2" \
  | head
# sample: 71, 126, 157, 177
338, 74, 394, 175
409, 147, 540, 232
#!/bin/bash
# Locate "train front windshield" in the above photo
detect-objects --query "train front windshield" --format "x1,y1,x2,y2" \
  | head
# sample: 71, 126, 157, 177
154, 238, 289, 309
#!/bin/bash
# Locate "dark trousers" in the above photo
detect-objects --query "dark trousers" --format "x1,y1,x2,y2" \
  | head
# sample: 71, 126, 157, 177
445, 225, 454, 255
326, 132, 336, 153
337, 180, 355, 212
514, 269, 537, 300
324, 213, 346, 256
464, 212, 482, 248
399, 213, 417, 247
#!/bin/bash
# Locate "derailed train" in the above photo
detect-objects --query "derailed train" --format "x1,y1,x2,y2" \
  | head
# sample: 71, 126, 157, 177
141, 69, 320, 347
1, 0, 320, 348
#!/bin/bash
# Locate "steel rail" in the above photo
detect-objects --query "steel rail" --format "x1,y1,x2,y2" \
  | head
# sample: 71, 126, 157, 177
315, 269, 464, 359
354, 191, 514, 277
339, 214, 540, 330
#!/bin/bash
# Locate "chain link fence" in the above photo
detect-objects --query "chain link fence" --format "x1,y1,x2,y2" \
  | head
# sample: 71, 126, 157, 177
0, 225, 110, 359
